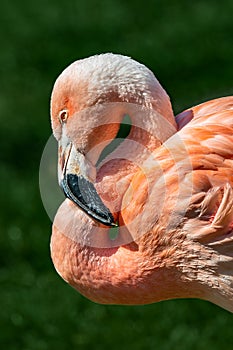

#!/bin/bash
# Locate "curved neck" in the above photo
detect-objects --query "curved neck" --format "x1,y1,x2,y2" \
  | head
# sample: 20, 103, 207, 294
51, 205, 233, 310
128, 103, 177, 158
95, 103, 177, 215
51, 209, 195, 304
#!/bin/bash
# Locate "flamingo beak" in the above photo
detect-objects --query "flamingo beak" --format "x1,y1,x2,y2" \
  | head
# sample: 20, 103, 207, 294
58, 137, 116, 227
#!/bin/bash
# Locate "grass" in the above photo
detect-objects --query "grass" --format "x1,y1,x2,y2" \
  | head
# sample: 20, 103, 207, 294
1, 0, 233, 349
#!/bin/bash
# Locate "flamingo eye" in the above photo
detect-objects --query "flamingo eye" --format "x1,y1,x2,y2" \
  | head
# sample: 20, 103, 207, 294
59, 109, 68, 123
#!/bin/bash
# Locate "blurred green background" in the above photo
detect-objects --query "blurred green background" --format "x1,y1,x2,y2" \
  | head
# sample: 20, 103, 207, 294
1, 0, 233, 349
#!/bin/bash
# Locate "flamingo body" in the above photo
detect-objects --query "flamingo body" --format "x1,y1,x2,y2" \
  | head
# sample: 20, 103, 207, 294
50, 54, 233, 312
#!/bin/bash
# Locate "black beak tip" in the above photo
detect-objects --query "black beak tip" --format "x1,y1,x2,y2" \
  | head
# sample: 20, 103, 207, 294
61, 174, 117, 227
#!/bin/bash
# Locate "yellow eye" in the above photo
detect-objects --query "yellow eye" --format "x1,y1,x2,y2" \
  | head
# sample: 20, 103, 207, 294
59, 109, 68, 123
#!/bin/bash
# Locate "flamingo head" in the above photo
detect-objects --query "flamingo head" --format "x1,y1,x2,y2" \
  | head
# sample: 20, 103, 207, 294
50, 53, 174, 227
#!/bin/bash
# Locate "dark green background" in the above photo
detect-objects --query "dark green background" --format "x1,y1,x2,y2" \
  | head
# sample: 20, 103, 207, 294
1, 0, 233, 349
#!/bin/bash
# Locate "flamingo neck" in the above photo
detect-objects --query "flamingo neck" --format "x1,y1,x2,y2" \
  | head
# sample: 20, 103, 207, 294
51, 208, 197, 304
51, 206, 223, 305
96, 104, 177, 216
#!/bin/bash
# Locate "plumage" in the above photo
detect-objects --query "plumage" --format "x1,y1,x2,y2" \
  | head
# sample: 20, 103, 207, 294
50, 53, 233, 312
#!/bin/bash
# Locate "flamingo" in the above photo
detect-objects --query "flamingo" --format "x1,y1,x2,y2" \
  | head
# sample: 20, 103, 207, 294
50, 53, 233, 312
